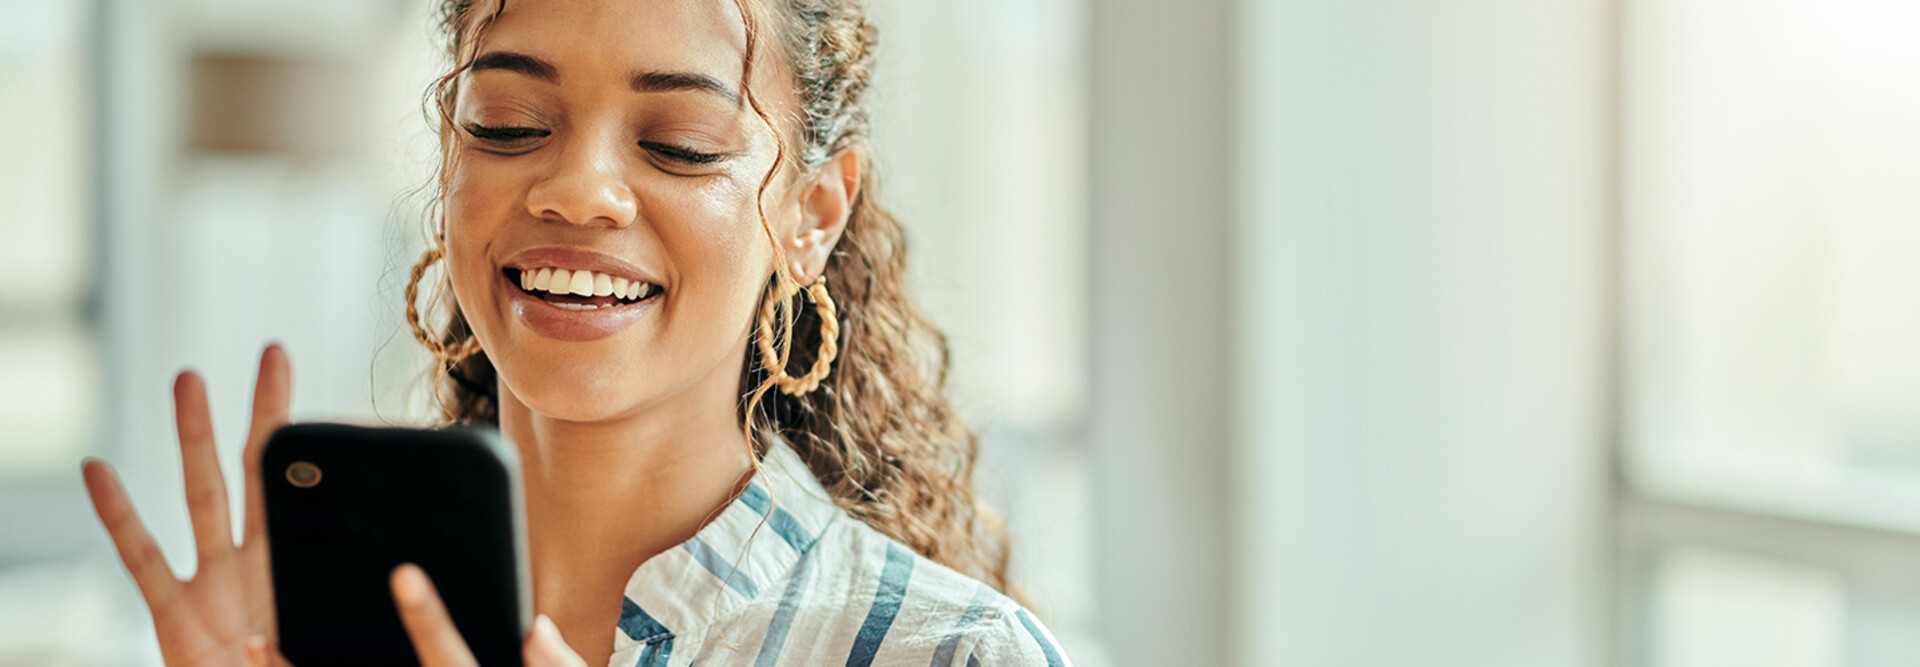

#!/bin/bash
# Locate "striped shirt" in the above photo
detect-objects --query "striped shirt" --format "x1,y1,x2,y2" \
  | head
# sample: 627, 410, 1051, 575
606, 441, 1073, 667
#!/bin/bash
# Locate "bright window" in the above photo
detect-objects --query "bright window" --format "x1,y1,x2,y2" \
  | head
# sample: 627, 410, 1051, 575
1623, 0, 1920, 664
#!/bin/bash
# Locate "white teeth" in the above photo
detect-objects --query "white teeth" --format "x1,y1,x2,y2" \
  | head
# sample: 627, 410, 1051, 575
516, 267, 655, 302
551, 302, 600, 311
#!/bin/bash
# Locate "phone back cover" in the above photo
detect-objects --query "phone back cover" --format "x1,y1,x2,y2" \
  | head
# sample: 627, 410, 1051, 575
263, 424, 527, 667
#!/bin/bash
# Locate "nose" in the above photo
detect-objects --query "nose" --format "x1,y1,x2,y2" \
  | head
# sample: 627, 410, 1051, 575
524, 137, 639, 228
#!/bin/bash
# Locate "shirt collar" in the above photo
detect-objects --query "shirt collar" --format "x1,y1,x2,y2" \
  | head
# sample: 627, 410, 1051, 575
613, 440, 842, 652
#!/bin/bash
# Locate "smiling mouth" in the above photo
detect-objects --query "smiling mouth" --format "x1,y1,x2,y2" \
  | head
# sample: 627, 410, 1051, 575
505, 267, 663, 311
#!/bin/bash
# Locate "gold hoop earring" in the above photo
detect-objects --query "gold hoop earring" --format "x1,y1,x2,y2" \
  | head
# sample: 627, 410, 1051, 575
406, 244, 482, 363
757, 273, 840, 395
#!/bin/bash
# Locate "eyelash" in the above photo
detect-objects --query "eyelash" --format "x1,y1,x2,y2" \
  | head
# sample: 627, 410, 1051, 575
464, 124, 547, 142
640, 141, 724, 164
462, 124, 723, 164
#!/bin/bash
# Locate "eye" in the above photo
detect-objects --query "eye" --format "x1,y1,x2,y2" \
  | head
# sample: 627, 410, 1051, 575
463, 124, 549, 143
640, 141, 724, 165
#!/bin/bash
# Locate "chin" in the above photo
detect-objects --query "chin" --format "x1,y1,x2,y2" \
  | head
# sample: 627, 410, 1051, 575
514, 385, 646, 424
496, 352, 654, 424
533, 391, 622, 421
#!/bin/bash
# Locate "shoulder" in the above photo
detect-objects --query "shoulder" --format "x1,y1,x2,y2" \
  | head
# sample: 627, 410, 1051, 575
733, 516, 1070, 665
826, 520, 1071, 666
787, 516, 998, 626
950, 605, 1072, 667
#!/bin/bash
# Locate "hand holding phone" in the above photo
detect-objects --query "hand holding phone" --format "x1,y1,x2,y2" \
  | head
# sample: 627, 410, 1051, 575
384, 564, 588, 667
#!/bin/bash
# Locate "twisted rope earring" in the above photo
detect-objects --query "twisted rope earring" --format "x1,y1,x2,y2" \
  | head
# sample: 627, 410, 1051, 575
405, 244, 483, 363
757, 272, 840, 395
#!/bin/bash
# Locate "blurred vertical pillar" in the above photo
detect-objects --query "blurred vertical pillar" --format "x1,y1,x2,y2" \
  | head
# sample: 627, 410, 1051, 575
96, 0, 192, 565
1088, 1, 1235, 666
1234, 0, 1612, 666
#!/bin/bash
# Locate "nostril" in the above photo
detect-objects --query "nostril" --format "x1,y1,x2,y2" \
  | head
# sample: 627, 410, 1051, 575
525, 177, 639, 228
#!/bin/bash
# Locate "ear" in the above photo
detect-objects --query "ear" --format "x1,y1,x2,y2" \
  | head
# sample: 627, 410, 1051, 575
787, 148, 861, 286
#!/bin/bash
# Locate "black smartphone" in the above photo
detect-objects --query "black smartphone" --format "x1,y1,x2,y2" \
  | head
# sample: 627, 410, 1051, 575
262, 423, 529, 666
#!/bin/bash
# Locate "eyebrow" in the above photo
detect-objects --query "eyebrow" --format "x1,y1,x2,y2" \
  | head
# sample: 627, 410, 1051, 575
632, 71, 741, 106
471, 51, 556, 79
470, 51, 741, 106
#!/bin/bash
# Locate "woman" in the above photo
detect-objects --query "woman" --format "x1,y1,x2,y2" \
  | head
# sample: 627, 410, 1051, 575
78, 0, 1072, 664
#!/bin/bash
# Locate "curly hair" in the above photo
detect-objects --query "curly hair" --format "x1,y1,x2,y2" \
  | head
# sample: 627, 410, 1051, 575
410, 0, 1017, 594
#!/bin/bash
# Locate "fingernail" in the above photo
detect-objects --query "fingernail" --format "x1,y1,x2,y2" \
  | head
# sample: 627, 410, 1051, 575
535, 614, 560, 640
393, 565, 423, 603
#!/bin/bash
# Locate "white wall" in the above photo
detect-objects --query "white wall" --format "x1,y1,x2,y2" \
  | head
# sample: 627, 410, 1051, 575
1087, 0, 1235, 664
1091, 0, 1612, 663
1233, 1, 1612, 666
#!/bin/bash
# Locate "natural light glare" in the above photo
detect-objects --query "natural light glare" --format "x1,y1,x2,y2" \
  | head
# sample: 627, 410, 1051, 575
0, 0, 90, 305
1626, 0, 1920, 531
0, 334, 98, 476
1653, 549, 1845, 667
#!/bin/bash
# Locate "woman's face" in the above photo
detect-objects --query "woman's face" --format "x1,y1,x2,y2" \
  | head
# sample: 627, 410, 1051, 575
442, 0, 807, 423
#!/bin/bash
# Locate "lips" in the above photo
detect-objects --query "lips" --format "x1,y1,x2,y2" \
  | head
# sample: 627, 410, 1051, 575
501, 247, 663, 342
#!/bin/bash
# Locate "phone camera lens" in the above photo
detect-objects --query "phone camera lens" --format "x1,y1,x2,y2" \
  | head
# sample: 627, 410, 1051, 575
287, 461, 322, 488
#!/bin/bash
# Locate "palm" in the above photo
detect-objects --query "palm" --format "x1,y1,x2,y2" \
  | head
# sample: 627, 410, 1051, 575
144, 533, 276, 665
83, 346, 293, 666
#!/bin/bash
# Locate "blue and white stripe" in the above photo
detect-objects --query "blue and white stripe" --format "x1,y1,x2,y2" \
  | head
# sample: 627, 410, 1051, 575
605, 442, 1072, 667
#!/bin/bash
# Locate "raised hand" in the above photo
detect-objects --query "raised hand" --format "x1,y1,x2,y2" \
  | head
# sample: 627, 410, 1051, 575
82, 345, 293, 666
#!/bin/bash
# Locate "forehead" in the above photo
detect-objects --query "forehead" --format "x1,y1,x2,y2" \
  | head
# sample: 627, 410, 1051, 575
481, 0, 748, 84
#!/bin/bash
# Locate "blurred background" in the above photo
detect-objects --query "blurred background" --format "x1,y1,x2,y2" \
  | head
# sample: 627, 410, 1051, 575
3, 0, 1919, 664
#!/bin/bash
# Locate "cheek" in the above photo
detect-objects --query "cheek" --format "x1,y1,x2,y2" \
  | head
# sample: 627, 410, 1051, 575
445, 159, 520, 239
656, 177, 781, 324
442, 162, 517, 337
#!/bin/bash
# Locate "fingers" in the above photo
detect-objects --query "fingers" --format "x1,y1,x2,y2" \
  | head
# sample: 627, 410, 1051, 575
524, 616, 588, 667
392, 564, 478, 667
393, 564, 585, 667
173, 371, 235, 563
81, 459, 180, 609
242, 344, 292, 544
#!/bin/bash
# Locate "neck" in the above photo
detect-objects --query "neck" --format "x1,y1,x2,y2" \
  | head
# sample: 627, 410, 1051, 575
495, 342, 756, 659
